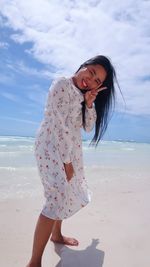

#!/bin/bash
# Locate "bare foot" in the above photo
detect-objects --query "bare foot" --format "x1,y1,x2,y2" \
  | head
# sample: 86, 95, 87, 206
50, 235, 79, 246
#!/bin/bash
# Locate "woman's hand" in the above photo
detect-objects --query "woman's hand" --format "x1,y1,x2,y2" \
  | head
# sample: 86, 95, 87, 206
64, 162, 74, 182
84, 86, 107, 108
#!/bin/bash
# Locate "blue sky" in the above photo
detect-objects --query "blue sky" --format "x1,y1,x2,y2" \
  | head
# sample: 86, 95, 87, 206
0, 0, 150, 142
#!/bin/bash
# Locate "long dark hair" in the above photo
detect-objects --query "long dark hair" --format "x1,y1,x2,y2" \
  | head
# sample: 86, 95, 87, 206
76, 55, 119, 146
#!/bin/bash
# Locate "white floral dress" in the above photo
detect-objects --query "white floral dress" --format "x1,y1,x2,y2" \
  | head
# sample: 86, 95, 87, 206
34, 77, 97, 220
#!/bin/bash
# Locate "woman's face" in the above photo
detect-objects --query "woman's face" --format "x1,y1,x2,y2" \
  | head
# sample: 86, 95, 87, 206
72, 64, 107, 91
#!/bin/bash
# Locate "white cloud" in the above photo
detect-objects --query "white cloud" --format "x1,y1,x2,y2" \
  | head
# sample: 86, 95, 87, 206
0, 115, 38, 125
0, 92, 19, 102
26, 84, 47, 105
6, 60, 53, 79
0, 72, 16, 85
0, 41, 9, 48
0, 0, 150, 115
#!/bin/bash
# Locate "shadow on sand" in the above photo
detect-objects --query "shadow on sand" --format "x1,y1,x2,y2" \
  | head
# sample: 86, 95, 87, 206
53, 238, 104, 267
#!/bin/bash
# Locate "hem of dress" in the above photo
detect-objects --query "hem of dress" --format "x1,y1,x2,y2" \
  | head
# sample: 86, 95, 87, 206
41, 198, 91, 220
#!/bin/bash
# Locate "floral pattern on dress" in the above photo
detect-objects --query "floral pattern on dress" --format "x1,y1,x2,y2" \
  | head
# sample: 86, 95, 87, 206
34, 77, 97, 220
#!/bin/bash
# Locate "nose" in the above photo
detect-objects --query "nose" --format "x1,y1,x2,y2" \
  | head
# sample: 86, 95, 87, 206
86, 74, 94, 83
85, 77, 96, 89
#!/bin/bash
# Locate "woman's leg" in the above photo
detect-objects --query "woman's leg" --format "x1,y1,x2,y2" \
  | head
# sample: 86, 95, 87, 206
50, 220, 79, 246
26, 213, 55, 267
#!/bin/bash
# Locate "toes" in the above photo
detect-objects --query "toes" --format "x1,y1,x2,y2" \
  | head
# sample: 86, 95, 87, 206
72, 239, 79, 245
64, 237, 79, 246
50, 235, 79, 246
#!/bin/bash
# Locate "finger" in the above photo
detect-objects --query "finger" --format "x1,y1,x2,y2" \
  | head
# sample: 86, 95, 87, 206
88, 89, 98, 95
91, 91, 98, 96
67, 174, 74, 182
91, 93, 98, 98
97, 86, 107, 92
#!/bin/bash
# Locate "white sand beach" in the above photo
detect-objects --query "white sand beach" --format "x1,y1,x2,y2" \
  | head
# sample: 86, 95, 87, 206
0, 165, 150, 267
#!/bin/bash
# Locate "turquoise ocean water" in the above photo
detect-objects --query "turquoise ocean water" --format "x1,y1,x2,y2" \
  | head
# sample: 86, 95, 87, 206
0, 136, 150, 199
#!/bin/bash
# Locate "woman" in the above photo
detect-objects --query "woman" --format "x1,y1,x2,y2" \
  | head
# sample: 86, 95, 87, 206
26, 55, 117, 267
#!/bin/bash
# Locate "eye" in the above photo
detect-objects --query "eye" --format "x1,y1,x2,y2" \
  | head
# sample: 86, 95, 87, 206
97, 78, 102, 86
92, 69, 96, 75
90, 70, 94, 76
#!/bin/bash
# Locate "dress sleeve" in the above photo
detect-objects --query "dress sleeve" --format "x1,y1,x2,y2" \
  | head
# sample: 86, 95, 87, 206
51, 78, 73, 164
83, 104, 97, 132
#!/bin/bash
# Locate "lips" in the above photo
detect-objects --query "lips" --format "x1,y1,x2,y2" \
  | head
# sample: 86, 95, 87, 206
82, 79, 88, 88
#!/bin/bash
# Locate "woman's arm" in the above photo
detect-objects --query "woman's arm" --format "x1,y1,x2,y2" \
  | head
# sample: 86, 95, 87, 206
83, 104, 97, 132
83, 86, 107, 132
50, 78, 73, 164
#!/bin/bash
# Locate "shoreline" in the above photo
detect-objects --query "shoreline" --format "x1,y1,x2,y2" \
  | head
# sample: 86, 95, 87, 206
0, 135, 150, 145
